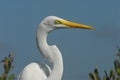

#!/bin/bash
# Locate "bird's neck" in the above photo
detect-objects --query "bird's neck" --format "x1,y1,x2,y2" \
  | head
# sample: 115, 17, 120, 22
37, 25, 63, 80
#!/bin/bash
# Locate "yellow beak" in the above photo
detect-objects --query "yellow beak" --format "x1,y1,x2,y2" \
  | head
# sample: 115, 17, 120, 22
61, 19, 95, 30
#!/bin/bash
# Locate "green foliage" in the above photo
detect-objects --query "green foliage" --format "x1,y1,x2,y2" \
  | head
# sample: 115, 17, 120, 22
0, 53, 15, 80
89, 47, 120, 80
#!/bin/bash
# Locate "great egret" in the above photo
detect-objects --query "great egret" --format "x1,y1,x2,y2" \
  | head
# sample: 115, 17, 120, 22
18, 16, 95, 80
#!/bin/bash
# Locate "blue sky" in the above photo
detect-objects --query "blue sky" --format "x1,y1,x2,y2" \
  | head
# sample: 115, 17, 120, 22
0, 0, 120, 80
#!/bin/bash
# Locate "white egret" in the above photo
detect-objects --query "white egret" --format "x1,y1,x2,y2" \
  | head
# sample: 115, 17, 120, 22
18, 16, 95, 80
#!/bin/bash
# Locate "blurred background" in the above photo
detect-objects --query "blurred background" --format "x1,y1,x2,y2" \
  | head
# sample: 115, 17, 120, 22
0, 0, 120, 80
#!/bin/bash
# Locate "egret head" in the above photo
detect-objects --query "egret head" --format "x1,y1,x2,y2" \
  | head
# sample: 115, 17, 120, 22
40, 16, 95, 32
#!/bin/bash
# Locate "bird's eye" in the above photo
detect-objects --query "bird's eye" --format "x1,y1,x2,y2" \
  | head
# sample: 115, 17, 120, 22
54, 20, 62, 24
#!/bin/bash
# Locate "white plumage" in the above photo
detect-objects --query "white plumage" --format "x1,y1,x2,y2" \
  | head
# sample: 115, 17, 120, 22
18, 16, 95, 80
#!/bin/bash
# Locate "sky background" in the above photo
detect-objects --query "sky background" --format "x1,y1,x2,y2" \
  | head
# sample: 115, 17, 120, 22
0, 0, 120, 80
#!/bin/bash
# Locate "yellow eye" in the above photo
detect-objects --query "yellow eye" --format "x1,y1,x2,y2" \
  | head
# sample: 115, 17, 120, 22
54, 20, 62, 24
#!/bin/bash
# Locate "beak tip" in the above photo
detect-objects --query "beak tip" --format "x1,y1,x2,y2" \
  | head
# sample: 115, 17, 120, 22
87, 26, 95, 30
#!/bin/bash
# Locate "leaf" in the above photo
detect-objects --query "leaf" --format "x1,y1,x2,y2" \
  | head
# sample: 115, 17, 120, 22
109, 69, 114, 78
89, 73, 94, 80
8, 74, 15, 80
94, 67, 101, 80
117, 67, 120, 76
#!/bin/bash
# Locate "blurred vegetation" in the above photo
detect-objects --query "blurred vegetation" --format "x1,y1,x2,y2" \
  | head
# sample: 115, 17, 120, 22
0, 53, 15, 80
89, 46, 120, 80
1, 47, 120, 80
